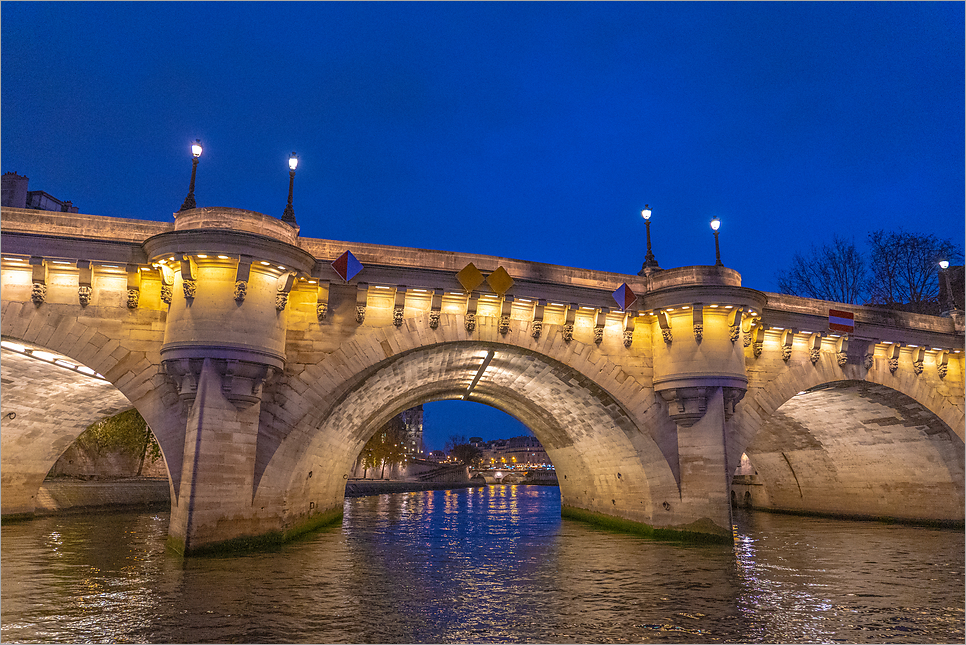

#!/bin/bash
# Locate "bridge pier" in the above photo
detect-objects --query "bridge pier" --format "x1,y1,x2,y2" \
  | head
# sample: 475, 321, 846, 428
166, 358, 267, 553
670, 386, 734, 536
142, 208, 317, 553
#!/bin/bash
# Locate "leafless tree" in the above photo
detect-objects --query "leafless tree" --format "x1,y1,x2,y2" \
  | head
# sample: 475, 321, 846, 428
867, 230, 961, 313
777, 236, 866, 304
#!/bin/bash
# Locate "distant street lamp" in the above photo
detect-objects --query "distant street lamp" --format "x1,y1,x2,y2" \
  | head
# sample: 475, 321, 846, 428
179, 139, 203, 211
281, 152, 298, 225
638, 204, 661, 276
711, 217, 723, 266
938, 260, 956, 314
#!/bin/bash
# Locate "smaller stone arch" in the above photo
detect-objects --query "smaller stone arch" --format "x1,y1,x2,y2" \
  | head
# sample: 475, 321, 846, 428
734, 377, 963, 524
737, 351, 964, 466
0, 303, 186, 496
0, 347, 153, 515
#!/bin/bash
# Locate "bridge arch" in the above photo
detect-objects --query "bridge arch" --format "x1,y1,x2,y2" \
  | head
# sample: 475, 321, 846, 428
738, 348, 964, 460
252, 313, 681, 536
733, 350, 964, 524
0, 345, 137, 514
0, 302, 183, 509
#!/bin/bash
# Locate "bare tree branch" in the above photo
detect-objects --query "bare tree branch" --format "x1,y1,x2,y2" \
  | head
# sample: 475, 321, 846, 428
777, 236, 866, 304
867, 230, 961, 313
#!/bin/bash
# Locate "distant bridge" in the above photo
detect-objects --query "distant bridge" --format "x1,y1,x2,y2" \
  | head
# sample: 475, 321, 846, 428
1, 206, 962, 553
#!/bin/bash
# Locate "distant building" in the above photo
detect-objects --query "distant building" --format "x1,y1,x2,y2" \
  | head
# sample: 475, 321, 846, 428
427, 450, 447, 463
480, 435, 551, 468
1, 172, 79, 212
400, 405, 425, 458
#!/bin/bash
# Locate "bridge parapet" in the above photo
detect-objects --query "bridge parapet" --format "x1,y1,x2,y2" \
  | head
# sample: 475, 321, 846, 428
174, 207, 301, 244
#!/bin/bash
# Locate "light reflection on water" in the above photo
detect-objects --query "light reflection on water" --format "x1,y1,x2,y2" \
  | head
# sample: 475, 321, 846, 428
1, 487, 962, 643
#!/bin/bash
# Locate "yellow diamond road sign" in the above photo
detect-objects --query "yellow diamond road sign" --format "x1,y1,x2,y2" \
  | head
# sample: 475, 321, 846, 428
486, 266, 514, 296
456, 262, 485, 292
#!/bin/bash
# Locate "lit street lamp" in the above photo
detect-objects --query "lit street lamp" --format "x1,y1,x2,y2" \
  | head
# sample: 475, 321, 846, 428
637, 204, 661, 276
938, 260, 957, 314
281, 152, 298, 225
711, 217, 723, 266
179, 139, 203, 211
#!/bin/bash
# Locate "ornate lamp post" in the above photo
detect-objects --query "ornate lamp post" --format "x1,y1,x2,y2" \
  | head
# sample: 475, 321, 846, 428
638, 204, 661, 276
179, 139, 203, 211
281, 152, 298, 225
711, 216, 722, 266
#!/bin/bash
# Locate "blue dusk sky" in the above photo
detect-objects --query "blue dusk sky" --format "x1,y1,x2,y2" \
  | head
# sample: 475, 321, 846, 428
3, 3, 963, 450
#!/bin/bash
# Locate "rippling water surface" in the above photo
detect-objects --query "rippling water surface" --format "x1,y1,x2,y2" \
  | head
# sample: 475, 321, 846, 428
2, 485, 962, 643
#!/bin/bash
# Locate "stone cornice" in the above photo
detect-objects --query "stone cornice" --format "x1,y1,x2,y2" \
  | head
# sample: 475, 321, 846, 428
143, 229, 317, 275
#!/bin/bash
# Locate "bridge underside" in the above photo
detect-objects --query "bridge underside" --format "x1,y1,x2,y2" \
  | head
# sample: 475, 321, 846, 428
735, 381, 964, 524
0, 347, 140, 515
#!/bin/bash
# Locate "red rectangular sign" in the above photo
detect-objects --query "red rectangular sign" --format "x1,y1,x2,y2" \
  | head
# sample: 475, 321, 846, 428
828, 308, 854, 332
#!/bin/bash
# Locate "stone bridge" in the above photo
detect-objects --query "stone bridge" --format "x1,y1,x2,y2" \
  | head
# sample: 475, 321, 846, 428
1, 206, 962, 553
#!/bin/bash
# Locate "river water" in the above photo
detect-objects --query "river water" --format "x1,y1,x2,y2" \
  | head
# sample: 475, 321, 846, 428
1, 485, 962, 643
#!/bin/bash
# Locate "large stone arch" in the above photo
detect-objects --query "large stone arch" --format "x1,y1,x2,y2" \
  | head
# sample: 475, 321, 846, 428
0, 300, 183, 509
251, 312, 682, 537
732, 348, 964, 523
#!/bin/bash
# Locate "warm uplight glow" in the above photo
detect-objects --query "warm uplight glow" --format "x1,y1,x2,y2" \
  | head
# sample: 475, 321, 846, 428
1, 341, 26, 353
77, 366, 96, 375
709, 304, 719, 308
289, 152, 299, 171
641, 204, 652, 221
711, 217, 720, 231
260, 261, 271, 265
31, 351, 57, 361
939, 260, 950, 270
197, 254, 208, 259
191, 139, 203, 158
